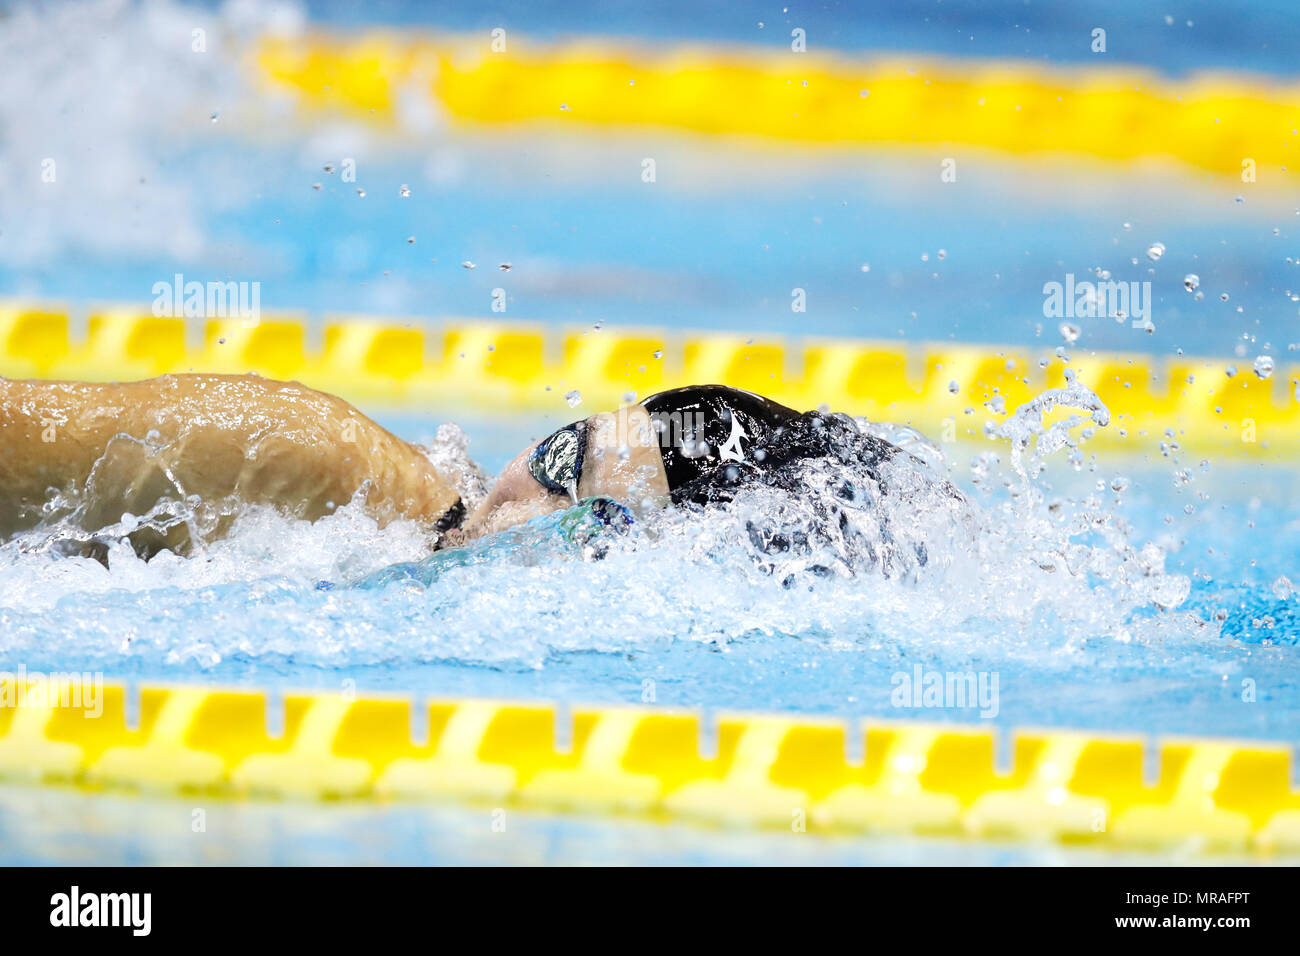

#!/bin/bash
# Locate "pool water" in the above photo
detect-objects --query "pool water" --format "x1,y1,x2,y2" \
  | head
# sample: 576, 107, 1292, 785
6, 0, 1298, 359
2, 388, 1296, 865
3, 0, 1298, 867
0, 388, 1294, 747
0, 783, 1266, 867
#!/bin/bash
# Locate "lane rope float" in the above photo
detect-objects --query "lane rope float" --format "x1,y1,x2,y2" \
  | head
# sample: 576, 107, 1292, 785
253, 31, 1300, 181
0, 678, 1296, 853
0, 302, 1295, 455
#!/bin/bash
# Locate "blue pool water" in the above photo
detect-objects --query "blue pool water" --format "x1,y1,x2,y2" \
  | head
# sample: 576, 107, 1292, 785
284, 0, 1300, 77
0, 782, 1274, 866
2, 397, 1297, 865
3, 0, 1298, 864
4, 0, 1299, 358
1, 399, 1295, 744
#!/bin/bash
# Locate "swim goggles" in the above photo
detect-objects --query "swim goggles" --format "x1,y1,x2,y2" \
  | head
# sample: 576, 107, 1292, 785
527, 420, 586, 496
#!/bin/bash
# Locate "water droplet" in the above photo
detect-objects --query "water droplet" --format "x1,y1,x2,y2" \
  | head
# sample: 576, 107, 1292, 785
948, 380, 960, 394
1146, 241, 1165, 261
499, 263, 512, 271
210, 111, 219, 122
356, 187, 366, 198
860, 263, 870, 272
461, 260, 476, 269
1059, 321, 1081, 344
621, 391, 636, 404
1110, 476, 1130, 493
311, 182, 321, 190
1220, 292, 1229, 302
1183, 273, 1199, 291
937, 249, 947, 260
323, 164, 334, 174
1253, 355, 1275, 379
652, 349, 664, 359
406, 236, 415, 244
1272, 576, 1294, 600
399, 184, 411, 197
565, 390, 583, 407
1225, 365, 1237, 378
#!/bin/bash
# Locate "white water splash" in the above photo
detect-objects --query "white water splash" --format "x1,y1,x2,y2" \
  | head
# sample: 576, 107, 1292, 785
987, 373, 1111, 487
0, 0, 303, 268
0, 378, 1202, 672
418, 422, 490, 511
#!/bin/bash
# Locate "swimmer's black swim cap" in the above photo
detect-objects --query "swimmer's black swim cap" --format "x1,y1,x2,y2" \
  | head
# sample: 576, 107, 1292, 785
641, 384, 909, 508
641, 385, 801, 499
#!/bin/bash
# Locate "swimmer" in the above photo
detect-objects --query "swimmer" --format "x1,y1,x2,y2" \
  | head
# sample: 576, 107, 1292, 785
1, 375, 952, 567
457, 383, 957, 543
349, 384, 964, 591
0, 374, 466, 557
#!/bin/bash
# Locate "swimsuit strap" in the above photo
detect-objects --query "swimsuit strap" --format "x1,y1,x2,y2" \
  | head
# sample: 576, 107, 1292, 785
434, 498, 467, 533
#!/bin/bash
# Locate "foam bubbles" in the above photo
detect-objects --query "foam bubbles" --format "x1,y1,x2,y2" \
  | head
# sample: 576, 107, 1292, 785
0, 382, 1211, 682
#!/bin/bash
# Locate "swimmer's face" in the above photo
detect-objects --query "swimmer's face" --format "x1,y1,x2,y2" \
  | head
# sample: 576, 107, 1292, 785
460, 404, 671, 540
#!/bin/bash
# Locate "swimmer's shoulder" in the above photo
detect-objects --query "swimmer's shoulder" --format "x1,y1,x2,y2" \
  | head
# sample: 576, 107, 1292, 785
139, 373, 363, 418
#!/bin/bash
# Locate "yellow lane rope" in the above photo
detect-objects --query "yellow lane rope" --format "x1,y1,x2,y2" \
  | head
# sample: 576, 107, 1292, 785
0, 678, 1296, 853
1, 303, 1294, 455
254, 31, 1300, 178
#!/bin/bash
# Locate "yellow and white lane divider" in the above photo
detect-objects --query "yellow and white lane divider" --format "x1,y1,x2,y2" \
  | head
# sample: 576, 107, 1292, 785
0, 678, 1297, 854
1, 302, 1295, 455
253, 30, 1300, 180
